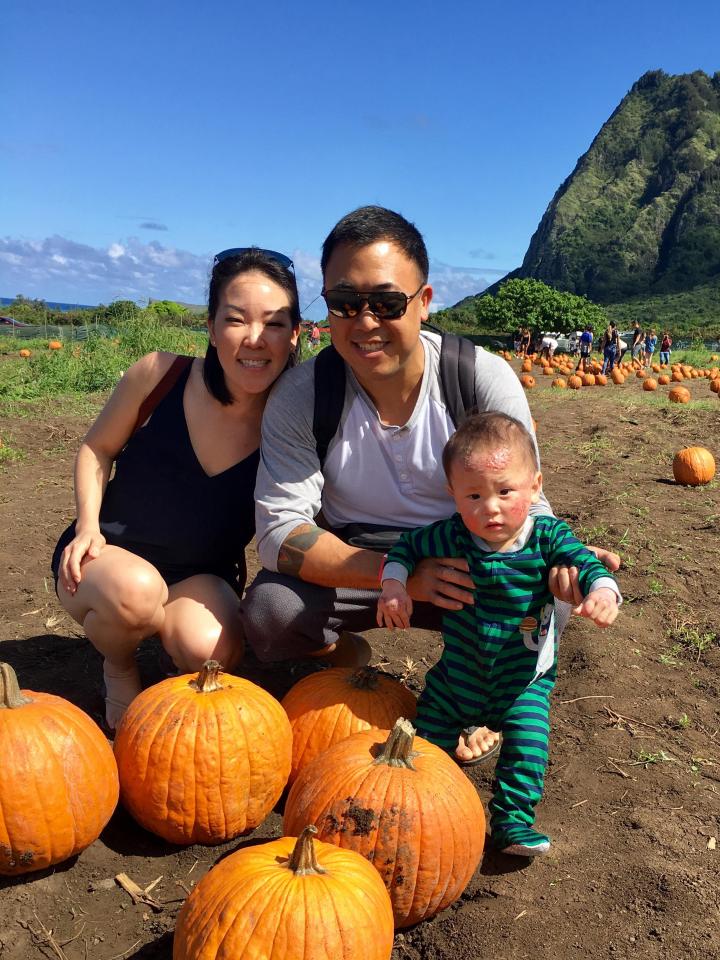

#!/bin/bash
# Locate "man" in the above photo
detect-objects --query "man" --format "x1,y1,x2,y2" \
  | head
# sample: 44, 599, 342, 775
540, 334, 558, 362
242, 206, 619, 758
631, 322, 643, 361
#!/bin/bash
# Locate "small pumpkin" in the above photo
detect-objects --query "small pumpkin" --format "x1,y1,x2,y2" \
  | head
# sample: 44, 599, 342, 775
48, 340, 62, 350
0, 663, 119, 876
114, 660, 291, 845
551, 377, 567, 389
643, 378, 658, 391
658, 374, 671, 385
595, 373, 608, 386
519, 374, 536, 389
668, 386, 691, 404
672, 447, 716, 486
568, 374, 583, 390
18, 348, 31, 358
174, 825, 394, 960
282, 666, 417, 784
284, 718, 486, 928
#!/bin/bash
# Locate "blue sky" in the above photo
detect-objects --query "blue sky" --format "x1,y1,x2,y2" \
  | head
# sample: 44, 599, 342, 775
2, 0, 719, 317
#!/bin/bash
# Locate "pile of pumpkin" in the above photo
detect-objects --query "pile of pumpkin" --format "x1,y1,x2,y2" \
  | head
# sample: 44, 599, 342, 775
510, 351, 720, 402
0, 659, 485, 959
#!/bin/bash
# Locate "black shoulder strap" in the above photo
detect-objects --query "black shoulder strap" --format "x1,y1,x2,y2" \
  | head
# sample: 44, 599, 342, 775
438, 332, 477, 427
132, 354, 193, 436
311, 333, 477, 466
313, 344, 346, 467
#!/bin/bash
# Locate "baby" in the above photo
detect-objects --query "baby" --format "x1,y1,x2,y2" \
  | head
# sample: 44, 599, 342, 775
378, 411, 619, 857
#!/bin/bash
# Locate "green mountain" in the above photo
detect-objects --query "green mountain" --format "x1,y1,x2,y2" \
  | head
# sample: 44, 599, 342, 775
485, 70, 720, 307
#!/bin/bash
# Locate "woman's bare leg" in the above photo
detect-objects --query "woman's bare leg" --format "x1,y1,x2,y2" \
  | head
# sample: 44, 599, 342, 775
161, 575, 244, 674
57, 546, 168, 729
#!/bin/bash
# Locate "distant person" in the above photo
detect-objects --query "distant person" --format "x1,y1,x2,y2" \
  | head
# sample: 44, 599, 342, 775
600, 321, 620, 374
631, 322, 644, 361
644, 329, 658, 366
659, 331, 672, 366
540, 334, 558, 362
519, 327, 531, 358
377, 412, 620, 857
575, 325, 594, 373
52, 248, 301, 731
513, 328, 522, 356
310, 322, 321, 350
617, 335, 629, 365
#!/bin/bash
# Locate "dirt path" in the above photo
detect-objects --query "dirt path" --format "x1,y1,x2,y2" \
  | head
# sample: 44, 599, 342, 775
1, 370, 718, 960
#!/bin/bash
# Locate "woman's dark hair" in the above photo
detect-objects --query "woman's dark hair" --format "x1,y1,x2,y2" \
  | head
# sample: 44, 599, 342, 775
204, 248, 301, 405
442, 411, 539, 480
321, 205, 429, 282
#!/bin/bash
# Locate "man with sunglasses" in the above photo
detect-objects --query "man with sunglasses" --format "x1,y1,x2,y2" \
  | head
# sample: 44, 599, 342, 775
243, 207, 619, 755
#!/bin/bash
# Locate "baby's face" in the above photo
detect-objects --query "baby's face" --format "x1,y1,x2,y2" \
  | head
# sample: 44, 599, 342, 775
447, 444, 541, 547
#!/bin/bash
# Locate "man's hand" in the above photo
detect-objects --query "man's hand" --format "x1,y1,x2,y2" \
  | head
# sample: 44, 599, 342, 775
549, 546, 621, 607
577, 587, 618, 627
406, 557, 475, 610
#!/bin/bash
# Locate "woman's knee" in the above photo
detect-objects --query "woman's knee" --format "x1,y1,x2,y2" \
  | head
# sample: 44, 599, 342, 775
87, 563, 166, 630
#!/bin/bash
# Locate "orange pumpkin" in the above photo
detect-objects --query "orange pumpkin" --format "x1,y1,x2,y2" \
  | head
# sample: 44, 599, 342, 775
0, 663, 118, 876
114, 661, 291, 844
672, 447, 716, 486
568, 375, 583, 390
658, 374, 671, 385
710, 378, 720, 393
636, 369, 647, 379
519, 374, 536, 389
671, 371, 684, 382
174, 826, 394, 960
582, 373, 596, 386
668, 386, 691, 404
18, 348, 31, 358
282, 666, 416, 784
284, 719, 485, 928
551, 377, 567, 389
48, 340, 62, 350
611, 369, 625, 384
643, 378, 658, 391
521, 360, 532, 373
595, 374, 608, 386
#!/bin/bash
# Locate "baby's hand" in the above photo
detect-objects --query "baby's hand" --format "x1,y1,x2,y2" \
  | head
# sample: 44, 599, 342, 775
377, 580, 413, 630
578, 587, 618, 627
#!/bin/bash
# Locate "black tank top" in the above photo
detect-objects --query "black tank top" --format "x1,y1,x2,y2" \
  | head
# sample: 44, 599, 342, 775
53, 363, 258, 588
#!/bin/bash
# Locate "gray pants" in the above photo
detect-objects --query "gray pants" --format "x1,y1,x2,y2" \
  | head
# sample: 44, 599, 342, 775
240, 569, 572, 664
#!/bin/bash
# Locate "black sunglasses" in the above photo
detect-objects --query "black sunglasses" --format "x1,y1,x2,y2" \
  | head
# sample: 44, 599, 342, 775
322, 282, 425, 320
213, 247, 294, 272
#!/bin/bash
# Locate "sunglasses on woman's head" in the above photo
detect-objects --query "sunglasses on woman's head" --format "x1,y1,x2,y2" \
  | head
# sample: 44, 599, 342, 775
322, 282, 425, 320
213, 247, 295, 272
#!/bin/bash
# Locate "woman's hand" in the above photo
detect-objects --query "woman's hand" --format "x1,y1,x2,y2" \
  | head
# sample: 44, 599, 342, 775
406, 557, 474, 610
59, 528, 106, 594
549, 546, 621, 607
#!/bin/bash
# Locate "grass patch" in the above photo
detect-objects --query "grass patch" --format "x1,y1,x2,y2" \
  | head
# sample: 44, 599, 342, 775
0, 442, 23, 466
578, 434, 613, 466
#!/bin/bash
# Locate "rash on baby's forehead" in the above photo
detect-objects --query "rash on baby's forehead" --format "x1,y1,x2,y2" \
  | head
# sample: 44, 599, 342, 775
466, 446, 514, 473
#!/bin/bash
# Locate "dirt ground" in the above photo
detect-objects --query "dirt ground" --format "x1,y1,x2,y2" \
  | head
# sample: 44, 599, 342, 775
1, 365, 719, 960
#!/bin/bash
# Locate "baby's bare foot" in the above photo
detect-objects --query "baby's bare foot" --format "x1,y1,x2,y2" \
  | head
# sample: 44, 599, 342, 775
455, 726, 501, 763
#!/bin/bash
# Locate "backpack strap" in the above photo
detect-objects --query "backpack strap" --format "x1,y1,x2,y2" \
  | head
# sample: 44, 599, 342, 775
313, 345, 347, 467
131, 354, 193, 436
439, 332, 477, 427
311, 333, 477, 466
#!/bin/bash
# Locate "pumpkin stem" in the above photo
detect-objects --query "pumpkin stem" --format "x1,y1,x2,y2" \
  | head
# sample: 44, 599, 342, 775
287, 825, 327, 876
373, 717, 419, 769
0, 663, 33, 709
347, 666, 380, 690
189, 660, 224, 694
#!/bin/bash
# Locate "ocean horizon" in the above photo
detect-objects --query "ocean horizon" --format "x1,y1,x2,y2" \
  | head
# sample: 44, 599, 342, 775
1, 296, 98, 313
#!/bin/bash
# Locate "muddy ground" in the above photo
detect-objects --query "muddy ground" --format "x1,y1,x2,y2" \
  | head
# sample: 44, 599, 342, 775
1, 364, 719, 960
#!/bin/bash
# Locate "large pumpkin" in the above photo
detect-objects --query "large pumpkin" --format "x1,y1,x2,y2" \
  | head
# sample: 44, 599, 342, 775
173, 825, 394, 959
643, 378, 658, 391
672, 447, 716, 486
519, 373, 536, 389
284, 718, 486, 928
611, 368, 625, 384
114, 661, 291, 844
282, 666, 416, 784
567, 375, 583, 390
0, 663, 119, 875
668, 386, 691, 404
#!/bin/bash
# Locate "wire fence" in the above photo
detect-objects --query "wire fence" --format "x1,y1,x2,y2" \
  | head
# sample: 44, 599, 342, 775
0, 321, 116, 340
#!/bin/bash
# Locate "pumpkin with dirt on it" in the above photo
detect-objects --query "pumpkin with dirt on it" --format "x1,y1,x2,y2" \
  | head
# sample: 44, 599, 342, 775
284, 718, 485, 929
0, 663, 119, 876
672, 447, 716, 486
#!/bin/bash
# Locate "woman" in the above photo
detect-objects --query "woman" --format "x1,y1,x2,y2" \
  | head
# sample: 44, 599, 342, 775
52, 248, 300, 730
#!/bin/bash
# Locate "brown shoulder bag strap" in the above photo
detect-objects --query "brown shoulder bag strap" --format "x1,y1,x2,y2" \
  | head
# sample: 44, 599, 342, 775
131, 355, 194, 436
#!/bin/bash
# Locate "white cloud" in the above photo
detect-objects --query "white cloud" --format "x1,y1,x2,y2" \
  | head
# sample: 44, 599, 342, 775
0, 235, 509, 315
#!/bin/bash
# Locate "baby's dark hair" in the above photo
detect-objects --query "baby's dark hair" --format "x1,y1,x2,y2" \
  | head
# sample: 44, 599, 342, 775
442, 411, 539, 479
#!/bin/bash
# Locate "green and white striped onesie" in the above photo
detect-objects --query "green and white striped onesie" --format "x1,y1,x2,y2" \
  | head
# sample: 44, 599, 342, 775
384, 513, 617, 849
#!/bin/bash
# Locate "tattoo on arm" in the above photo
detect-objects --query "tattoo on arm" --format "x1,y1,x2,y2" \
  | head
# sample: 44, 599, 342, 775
277, 525, 325, 577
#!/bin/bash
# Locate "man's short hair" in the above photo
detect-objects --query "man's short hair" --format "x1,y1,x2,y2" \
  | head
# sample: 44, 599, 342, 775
442, 411, 539, 480
321, 205, 429, 282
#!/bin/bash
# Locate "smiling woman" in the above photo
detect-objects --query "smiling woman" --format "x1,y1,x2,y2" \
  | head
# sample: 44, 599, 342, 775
50, 248, 300, 732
